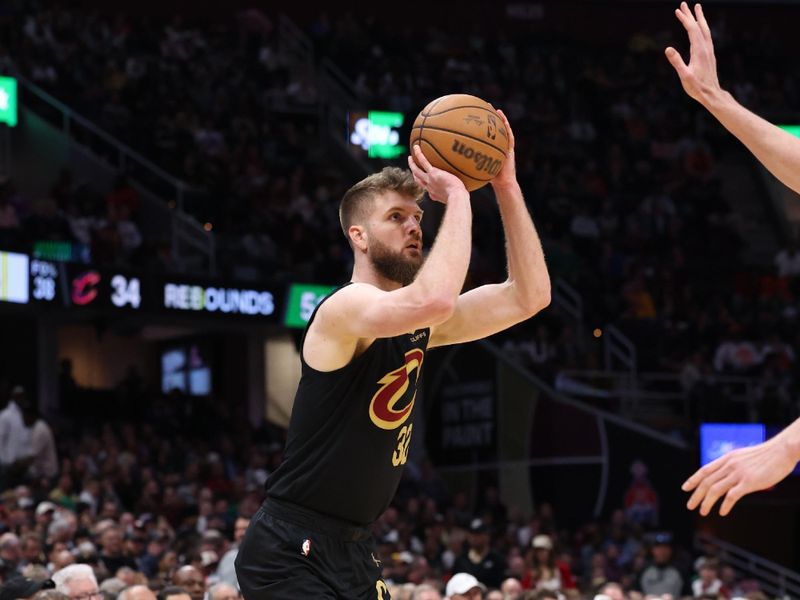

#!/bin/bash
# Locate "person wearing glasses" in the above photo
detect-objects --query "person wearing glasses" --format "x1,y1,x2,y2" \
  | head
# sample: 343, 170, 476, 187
51, 564, 102, 600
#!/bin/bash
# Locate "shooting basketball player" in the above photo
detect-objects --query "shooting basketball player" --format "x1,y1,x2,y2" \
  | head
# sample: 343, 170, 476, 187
234, 111, 550, 599
667, 2, 800, 516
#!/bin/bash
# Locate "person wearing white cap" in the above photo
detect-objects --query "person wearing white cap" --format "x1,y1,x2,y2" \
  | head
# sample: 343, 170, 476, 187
445, 573, 486, 600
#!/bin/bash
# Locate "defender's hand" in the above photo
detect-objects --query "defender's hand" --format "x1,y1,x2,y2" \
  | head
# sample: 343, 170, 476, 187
683, 435, 799, 516
665, 3, 723, 106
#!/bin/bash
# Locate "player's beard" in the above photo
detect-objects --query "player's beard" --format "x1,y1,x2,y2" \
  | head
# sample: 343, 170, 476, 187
369, 237, 424, 287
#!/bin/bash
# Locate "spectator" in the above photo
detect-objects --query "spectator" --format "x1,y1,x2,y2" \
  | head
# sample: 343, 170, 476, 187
639, 534, 683, 600
214, 517, 248, 588
205, 583, 238, 600
51, 564, 101, 600
0, 534, 22, 578
21, 403, 58, 481
171, 567, 204, 600
523, 535, 576, 592
445, 573, 485, 600
116, 585, 157, 600
692, 559, 725, 598
99, 528, 137, 574
19, 534, 44, 569
0, 386, 32, 485
156, 587, 190, 600
453, 519, 506, 590
0, 576, 55, 600
411, 584, 442, 600
500, 578, 523, 599
623, 461, 658, 528
598, 582, 626, 600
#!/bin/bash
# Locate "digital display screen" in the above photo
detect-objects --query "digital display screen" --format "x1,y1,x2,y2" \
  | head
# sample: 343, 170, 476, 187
348, 110, 406, 159
284, 283, 337, 328
0, 251, 29, 304
1, 250, 284, 321
161, 342, 212, 396
700, 423, 765, 466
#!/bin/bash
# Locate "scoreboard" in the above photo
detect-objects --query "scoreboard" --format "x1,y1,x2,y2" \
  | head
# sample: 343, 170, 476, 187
3, 252, 284, 322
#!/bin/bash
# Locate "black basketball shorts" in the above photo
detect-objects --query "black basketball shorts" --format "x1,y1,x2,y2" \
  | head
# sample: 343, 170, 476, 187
235, 498, 391, 600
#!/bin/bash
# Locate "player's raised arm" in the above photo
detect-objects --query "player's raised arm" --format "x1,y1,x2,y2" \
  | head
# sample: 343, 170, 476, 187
666, 2, 800, 194
429, 109, 551, 348
316, 154, 473, 342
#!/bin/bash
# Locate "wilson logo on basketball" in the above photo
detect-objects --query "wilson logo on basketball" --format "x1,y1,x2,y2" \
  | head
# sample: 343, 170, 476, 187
451, 140, 503, 176
368, 348, 425, 430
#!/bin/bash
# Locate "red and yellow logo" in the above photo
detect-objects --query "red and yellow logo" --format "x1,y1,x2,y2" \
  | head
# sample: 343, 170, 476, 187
369, 348, 424, 430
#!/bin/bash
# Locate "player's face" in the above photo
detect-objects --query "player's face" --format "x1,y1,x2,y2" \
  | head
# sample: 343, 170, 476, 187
367, 191, 424, 286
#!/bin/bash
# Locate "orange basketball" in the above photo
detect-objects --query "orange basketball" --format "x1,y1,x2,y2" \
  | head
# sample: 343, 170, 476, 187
410, 94, 509, 192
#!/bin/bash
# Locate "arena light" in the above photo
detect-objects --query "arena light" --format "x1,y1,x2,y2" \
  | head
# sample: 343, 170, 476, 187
0, 77, 18, 127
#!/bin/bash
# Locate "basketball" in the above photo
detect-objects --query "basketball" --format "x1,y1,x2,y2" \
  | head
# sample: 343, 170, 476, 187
410, 94, 509, 191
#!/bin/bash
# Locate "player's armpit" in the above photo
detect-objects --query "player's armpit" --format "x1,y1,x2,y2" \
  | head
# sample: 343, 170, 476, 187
314, 282, 455, 341
428, 282, 548, 348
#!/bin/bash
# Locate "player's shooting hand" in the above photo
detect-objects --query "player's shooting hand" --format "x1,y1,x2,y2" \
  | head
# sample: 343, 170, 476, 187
683, 435, 799, 516
665, 3, 723, 106
490, 109, 517, 192
408, 144, 468, 204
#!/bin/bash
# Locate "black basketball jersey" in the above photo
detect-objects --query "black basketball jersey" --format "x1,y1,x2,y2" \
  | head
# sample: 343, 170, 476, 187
266, 284, 430, 526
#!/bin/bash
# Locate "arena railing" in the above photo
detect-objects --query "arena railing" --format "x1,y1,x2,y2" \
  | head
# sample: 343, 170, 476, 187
556, 369, 767, 425
277, 14, 314, 68
474, 338, 687, 517
696, 532, 800, 599
14, 75, 215, 274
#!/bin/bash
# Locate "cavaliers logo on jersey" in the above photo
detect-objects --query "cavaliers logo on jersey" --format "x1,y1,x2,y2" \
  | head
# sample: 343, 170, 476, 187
369, 348, 425, 430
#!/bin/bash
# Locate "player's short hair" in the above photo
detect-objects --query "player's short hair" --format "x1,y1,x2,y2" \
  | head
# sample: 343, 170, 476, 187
339, 167, 423, 241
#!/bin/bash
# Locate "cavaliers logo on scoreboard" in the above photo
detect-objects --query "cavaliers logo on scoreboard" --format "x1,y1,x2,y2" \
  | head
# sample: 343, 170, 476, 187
368, 348, 424, 431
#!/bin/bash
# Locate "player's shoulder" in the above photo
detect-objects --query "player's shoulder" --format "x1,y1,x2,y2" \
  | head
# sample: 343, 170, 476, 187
313, 282, 383, 322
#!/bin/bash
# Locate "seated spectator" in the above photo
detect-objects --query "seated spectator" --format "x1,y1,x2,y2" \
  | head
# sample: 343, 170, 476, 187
692, 558, 726, 599
445, 573, 485, 600
51, 564, 100, 600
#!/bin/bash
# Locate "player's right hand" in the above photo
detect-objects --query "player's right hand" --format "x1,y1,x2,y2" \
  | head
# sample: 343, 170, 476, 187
665, 2, 723, 106
682, 435, 799, 516
408, 144, 469, 204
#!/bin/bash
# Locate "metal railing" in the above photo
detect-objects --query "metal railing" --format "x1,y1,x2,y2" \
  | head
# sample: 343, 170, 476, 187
696, 532, 800, 598
318, 58, 373, 175
277, 14, 314, 68
557, 369, 773, 423
551, 277, 585, 350
604, 324, 638, 375
15, 75, 215, 273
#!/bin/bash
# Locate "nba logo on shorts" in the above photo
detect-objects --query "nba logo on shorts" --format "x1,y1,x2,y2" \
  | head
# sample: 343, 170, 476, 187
301, 539, 312, 557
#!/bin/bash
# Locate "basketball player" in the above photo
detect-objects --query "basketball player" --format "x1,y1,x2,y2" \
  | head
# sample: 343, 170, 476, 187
234, 111, 550, 599
667, 2, 800, 516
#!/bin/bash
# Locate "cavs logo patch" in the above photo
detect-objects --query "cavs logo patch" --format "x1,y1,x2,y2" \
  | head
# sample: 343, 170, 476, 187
369, 348, 424, 430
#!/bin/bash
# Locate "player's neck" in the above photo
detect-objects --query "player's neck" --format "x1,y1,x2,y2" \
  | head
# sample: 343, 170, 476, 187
351, 260, 403, 291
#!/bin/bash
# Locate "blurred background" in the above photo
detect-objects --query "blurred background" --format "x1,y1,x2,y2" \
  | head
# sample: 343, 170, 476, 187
2, 0, 800, 598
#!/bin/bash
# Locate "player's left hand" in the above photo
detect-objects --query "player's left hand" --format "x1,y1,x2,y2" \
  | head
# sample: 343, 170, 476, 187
491, 109, 517, 192
682, 435, 799, 516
